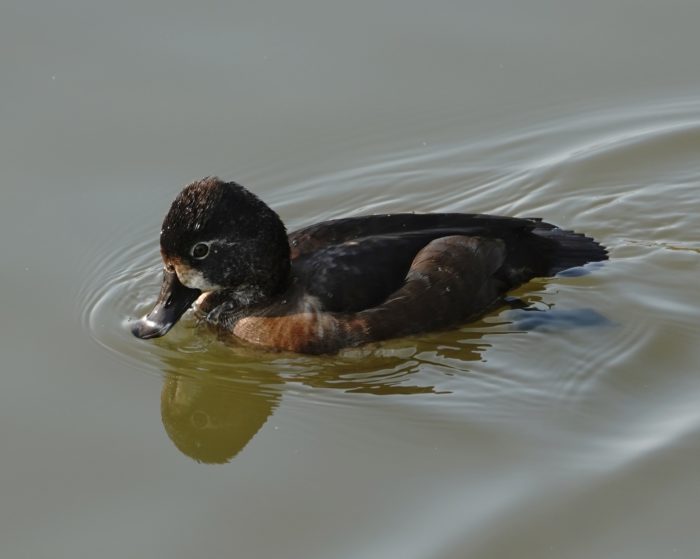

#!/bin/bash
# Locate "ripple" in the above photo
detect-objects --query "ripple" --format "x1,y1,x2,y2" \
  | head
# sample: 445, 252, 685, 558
77, 96, 700, 421
78, 220, 167, 374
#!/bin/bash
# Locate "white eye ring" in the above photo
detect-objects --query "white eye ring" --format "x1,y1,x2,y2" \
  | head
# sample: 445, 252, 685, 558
191, 242, 211, 260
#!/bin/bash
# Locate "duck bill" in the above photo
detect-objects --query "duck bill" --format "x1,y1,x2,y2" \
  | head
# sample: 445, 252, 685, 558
131, 267, 202, 339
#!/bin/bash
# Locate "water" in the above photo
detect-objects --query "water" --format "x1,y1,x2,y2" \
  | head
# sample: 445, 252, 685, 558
2, 1, 700, 558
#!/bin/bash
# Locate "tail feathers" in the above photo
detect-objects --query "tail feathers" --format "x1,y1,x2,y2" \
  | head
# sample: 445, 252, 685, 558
534, 227, 608, 275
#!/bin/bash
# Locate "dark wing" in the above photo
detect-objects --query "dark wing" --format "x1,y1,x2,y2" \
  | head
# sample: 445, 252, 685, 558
289, 213, 607, 314
292, 233, 446, 312
289, 214, 541, 314
289, 213, 607, 278
287, 213, 538, 259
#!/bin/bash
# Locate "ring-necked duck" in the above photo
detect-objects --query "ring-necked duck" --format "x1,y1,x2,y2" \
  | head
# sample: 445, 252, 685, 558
132, 177, 607, 353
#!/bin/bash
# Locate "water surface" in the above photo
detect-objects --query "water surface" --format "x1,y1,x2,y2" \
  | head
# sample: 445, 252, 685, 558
2, 1, 700, 558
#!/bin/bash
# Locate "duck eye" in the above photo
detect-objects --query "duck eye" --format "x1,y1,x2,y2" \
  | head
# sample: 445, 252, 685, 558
191, 242, 210, 259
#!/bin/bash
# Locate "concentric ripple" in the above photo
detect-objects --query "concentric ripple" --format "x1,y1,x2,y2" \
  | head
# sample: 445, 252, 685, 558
78, 221, 172, 373
78, 97, 700, 429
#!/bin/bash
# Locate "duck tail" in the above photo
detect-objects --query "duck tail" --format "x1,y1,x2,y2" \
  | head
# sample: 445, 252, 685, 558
533, 225, 608, 275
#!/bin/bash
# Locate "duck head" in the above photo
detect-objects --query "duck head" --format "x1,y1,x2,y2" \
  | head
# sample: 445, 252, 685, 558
132, 177, 290, 339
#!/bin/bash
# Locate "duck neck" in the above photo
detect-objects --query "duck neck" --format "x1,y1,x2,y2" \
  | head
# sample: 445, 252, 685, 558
202, 283, 273, 314
199, 265, 291, 320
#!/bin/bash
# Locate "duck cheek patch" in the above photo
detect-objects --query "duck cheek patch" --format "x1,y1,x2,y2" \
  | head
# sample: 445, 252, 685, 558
174, 263, 220, 291
131, 267, 201, 339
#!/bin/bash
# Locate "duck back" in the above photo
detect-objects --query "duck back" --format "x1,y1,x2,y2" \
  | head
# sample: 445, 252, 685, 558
288, 213, 607, 314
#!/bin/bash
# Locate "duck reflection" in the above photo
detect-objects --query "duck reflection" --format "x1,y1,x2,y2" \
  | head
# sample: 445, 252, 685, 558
156, 325, 489, 463
160, 368, 279, 464
156, 290, 604, 464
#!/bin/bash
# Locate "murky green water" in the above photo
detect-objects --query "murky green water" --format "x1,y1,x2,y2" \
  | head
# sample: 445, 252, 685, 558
3, 1, 700, 558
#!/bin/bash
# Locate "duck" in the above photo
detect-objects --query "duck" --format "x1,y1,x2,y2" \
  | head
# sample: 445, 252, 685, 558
132, 177, 607, 354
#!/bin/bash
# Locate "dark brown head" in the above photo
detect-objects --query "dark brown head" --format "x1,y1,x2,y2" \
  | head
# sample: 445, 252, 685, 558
132, 178, 290, 339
